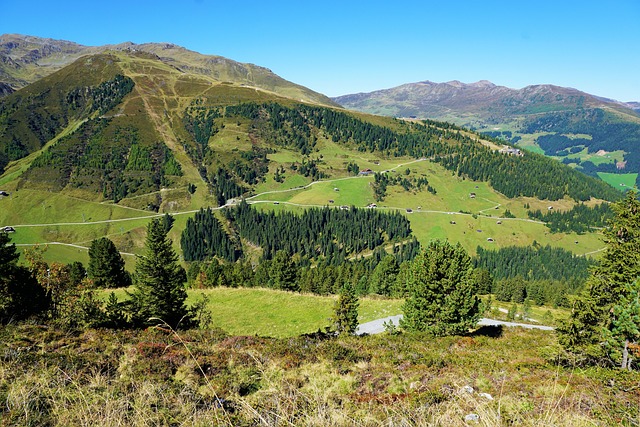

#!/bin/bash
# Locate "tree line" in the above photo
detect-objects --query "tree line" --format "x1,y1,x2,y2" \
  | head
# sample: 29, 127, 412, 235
180, 201, 414, 265
528, 202, 613, 233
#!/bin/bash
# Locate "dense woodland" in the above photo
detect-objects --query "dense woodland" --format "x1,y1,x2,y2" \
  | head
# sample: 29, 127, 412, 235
474, 244, 594, 307
528, 202, 613, 233
474, 244, 593, 282
181, 201, 413, 265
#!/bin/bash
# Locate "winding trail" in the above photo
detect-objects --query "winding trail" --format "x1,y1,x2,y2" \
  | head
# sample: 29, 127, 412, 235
3, 156, 603, 257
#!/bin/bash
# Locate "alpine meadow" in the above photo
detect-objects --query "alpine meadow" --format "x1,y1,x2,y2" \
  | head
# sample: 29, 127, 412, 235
0, 34, 639, 426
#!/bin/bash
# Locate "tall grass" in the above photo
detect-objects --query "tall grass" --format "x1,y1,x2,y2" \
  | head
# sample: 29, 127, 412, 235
1, 324, 636, 426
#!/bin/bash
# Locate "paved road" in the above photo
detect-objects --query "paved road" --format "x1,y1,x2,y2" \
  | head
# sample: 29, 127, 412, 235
355, 315, 554, 335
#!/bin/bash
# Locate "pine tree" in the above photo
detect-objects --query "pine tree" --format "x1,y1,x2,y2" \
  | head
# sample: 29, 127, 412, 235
130, 218, 190, 329
558, 190, 640, 365
332, 283, 359, 335
605, 281, 640, 370
401, 240, 480, 336
87, 237, 131, 288
270, 250, 298, 291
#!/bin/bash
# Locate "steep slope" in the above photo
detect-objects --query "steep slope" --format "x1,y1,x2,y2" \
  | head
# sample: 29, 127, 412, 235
0, 34, 337, 107
334, 81, 640, 187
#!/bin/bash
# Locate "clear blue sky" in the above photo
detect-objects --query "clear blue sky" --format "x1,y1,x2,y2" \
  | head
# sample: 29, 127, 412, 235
4, 0, 640, 101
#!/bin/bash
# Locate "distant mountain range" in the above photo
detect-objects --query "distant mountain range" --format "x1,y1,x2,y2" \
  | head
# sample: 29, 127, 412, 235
333, 80, 639, 125
334, 80, 640, 187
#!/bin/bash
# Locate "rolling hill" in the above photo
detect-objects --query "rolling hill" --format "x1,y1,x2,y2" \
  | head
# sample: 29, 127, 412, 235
334, 80, 640, 188
0, 36, 621, 268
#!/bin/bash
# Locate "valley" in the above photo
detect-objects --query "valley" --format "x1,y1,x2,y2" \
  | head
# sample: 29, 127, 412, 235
1, 33, 639, 426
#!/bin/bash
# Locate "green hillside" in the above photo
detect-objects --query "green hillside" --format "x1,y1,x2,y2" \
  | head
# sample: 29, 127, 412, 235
333, 80, 640, 188
0, 49, 620, 268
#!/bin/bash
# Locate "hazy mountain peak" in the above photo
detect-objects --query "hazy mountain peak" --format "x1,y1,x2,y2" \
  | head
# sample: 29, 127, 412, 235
469, 80, 496, 88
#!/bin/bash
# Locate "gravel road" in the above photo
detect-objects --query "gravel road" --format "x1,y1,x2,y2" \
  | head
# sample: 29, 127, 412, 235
355, 315, 554, 335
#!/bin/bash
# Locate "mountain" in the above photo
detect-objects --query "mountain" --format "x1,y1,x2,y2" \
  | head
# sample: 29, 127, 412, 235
333, 80, 638, 126
0, 36, 621, 268
0, 34, 337, 107
334, 81, 640, 188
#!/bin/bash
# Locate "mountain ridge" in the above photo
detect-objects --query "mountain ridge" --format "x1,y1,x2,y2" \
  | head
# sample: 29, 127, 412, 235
0, 34, 337, 107
333, 79, 639, 120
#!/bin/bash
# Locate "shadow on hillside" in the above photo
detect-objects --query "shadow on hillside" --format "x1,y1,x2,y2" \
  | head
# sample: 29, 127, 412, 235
471, 325, 504, 338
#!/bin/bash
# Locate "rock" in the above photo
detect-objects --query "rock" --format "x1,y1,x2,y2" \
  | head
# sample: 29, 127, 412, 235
465, 413, 480, 423
479, 392, 494, 401
460, 385, 474, 394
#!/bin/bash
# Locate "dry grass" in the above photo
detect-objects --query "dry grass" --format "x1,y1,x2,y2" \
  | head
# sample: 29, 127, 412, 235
0, 324, 638, 426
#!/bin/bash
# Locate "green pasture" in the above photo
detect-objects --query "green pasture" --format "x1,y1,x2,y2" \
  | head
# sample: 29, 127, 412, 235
406, 211, 603, 257
1, 148, 607, 268
597, 172, 637, 190
104, 286, 403, 338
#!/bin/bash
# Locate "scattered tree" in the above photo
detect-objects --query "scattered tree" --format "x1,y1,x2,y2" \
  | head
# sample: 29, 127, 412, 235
130, 218, 191, 329
331, 283, 359, 335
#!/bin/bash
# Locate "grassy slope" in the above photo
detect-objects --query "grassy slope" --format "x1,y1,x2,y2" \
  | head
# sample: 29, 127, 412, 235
105, 286, 403, 338
0, 51, 607, 266
598, 172, 638, 190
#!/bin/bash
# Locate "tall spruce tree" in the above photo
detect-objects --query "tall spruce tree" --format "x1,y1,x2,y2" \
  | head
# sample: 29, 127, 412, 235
87, 237, 131, 288
332, 283, 359, 335
131, 218, 190, 329
401, 240, 480, 336
559, 190, 640, 366
0, 233, 49, 322
269, 250, 298, 291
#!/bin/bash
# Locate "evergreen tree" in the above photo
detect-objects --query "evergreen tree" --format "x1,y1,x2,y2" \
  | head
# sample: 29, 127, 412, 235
87, 237, 131, 288
331, 283, 359, 335
368, 255, 399, 296
470, 268, 493, 294
559, 190, 640, 365
401, 240, 480, 336
269, 250, 298, 291
0, 233, 49, 322
130, 218, 190, 329
590, 190, 640, 307
67, 261, 86, 286
605, 281, 640, 369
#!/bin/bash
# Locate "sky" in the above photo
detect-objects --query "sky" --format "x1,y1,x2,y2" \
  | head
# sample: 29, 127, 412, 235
3, 0, 640, 101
